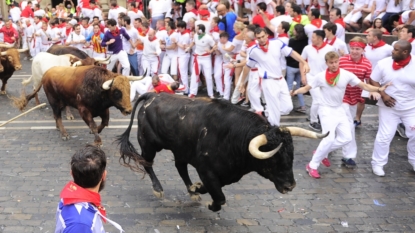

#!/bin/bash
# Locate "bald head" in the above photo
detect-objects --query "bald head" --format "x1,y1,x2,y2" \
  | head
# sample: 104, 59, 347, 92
217, 4, 226, 16
392, 39, 412, 61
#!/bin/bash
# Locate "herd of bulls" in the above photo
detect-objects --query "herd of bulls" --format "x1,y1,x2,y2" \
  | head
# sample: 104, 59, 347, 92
0, 46, 328, 212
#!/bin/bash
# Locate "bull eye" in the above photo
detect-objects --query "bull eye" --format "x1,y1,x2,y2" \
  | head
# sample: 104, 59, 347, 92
113, 89, 122, 100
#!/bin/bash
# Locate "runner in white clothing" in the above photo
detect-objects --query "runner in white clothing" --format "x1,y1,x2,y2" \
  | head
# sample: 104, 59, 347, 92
292, 51, 390, 179
370, 40, 415, 177
137, 29, 162, 76
240, 28, 310, 127
65, 24, 86, 50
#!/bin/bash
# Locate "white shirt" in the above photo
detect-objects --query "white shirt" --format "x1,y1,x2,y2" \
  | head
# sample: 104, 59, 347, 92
270, 15, 293, 30
371, 0, 388, 11
149, 0, 169, 17
80, 25, 93, 39
250, 0, 275, 14
108, 6, 127, 20
156, 29, 168, 47
183, 11, 198, 24
165, 31, 179, 56
385, 0, 402, 12
94, 8, 103, 21
246, 39, 293, 78
335, 22, 346, 42
326, 37, 349, 55
23, 24, 36, 39
165, 9, 182, 21
195, 20, 211, 35
177, 31, 191, 56
364, 43, 393, 68
400, 10, 415, 25
192, 34, 215, 55
301, 44, 335, 75
354, 0, 368, 9
218, 41, 233, 63
128, 10, 145, 21
304, 20, 328, 44
371, 56, 415, 110
66, 32, 86, 50
310, 68, 362, 107
123, 26, 139, 54
10, 7, 22, 22
34, 9, 46, 17
37, 28, 53, 44
138, 34, 162, 57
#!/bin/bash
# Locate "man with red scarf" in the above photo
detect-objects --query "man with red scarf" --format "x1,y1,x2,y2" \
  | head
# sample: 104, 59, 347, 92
370, 40, 415, 177
137, 27, 162, 76
304, 9, 327, 44
323, 22, 349, 56
55, 145, 124, 232
0, 21, 19, 46
292, 51, 389, 179
329, 8, 345, 41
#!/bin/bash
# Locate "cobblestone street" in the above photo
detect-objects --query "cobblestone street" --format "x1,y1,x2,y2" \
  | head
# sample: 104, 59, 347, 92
0, 59, 413, 233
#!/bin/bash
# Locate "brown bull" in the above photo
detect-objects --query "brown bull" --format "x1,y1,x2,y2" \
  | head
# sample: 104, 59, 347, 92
0, 44, 28, 94
13, 66, 145, 146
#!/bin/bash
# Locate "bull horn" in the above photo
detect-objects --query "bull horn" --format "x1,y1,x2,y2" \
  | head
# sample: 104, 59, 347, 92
102, 79, 114, 90
286, 127, 329, 139
0, 51, 7, 56
93, 55, 111, 62
0, 43, 14, 48
248, 134, 283, 159
72, 61, 82, 67
17, 48, 29, 53
126, 75, 145, 81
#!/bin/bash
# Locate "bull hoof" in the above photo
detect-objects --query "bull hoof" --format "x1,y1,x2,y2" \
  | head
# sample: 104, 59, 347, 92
153, 190, 164, 199
207, 202, 222, 212
190, 194, 201, 202
61, 135, 70, 141
0, 91, 6, 95
66, 114, 75, 120
94, 141, 103, 147
189, 182, 203, 192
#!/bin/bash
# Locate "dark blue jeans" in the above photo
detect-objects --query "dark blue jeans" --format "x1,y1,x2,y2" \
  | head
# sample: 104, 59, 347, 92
128, 52, 139, 76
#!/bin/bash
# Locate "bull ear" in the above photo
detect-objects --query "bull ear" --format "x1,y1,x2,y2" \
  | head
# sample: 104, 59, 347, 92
7, 56, 13, 62
102, 79, 115, 90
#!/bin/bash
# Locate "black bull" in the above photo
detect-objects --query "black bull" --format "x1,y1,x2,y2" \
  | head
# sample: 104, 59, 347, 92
117, 93, 328, 212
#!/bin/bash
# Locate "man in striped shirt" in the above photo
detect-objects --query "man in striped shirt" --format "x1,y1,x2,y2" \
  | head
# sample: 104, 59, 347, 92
339, 36, 372, 168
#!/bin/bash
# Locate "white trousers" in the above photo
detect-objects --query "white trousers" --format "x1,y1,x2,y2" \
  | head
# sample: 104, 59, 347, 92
189, 55, 213, 97
107, 50, 130, 76
158, 51, 165, 74
247, 69, 264, 112
231, 70, 246, 103
222, 62, 233, 100
130, 76, 153, 101
341, 103, 358, 159
142, 55, 159, 76
310, 105, 352, 169
161, 53, 177, 75
262, 78, 293, 126
307, 74, 322, 123
40, 43, 51, 52
213, 55, 223, 95
371, 106, 415, 167
344, 11, 362, 23
136, 51, 144, 75
178, 54, 190, 93
82, 8, 94, 21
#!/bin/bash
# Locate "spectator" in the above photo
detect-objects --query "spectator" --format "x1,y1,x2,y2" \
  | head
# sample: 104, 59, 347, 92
344, 0, 368, 32
217, 3, 237, 41
362, 0, 387, 31
364, 18, 390, 34
381, 0, 402, 32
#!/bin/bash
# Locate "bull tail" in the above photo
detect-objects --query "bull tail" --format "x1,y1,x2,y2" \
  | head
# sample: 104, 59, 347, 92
11, 83, 42, 111
21, 75, 32, 86
116, 94, 153, 174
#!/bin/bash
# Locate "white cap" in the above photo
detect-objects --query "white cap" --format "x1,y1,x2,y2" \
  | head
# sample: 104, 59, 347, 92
68, 19, 77, 25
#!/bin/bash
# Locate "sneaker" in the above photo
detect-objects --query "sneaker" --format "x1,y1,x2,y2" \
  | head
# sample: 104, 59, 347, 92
188, 94, 195, 98
309, 122, 322, 131
342, 158, 356, 168
321, 158, 331, 167
209, 96, 215, 99
396, 123, 408, 139
240, 101, 250, 108
372, 166, 385, 177
217, 95, 224, 100
306, 164, 320, 179
29, 57, 33, 61
295, 106, 307, 113
354, 120, 361, 127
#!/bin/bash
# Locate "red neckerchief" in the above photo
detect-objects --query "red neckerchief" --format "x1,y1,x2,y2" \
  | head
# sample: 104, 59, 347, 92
26, 23, 31, 28
247, 41, 256, 48
312, 41, 327, 52
144, 28, 149, 35
168, 29, 175, 35
409, 38, 414, 43
110, 27, 120, 36
292, 15, 301, 23
258, 40, 269, 52
113, 6, 119, 9
210, 26, 219, 33
325, 68, 340, 86
137, 27, 143, 34
132, 8, 139, 13
334, 18, 345, 28
94, 32, 101, 37
278, 33, 288, 38
66, 28, 72, 36
82, 24, 90, 29
181, 29, 190, 35
149, 36, 158, 42
369, 40, 386, 50
60, 181, 106, 223
392, 55, 412, 70
325, 37, 336, 45
190, 9, 198, 16
311, 18, 322, 28
51, 26, 56, 29
158, 27, 166, 31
